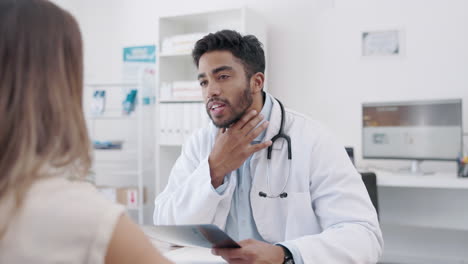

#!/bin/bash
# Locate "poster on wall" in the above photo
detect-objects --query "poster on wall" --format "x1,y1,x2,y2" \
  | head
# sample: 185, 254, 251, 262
122, 45, 157, 105
362, 30, 400, 56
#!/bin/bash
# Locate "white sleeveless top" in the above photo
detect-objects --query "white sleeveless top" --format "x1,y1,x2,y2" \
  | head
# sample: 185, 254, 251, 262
0, 177, 125, 264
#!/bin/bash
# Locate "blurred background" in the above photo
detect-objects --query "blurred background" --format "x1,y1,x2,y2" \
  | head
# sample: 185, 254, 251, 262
52, 1, 468, 263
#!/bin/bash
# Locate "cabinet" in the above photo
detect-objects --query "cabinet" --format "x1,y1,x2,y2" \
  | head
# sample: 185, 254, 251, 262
154, 8, 267, 196
86, 83, 153, 225
375, 171, 468, 263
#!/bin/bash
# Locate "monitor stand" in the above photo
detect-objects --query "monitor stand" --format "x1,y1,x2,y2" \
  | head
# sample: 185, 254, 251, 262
408, 160, 434, 175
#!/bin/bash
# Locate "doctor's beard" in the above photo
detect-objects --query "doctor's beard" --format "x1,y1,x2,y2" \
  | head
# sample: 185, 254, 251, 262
206, 85, 253, 129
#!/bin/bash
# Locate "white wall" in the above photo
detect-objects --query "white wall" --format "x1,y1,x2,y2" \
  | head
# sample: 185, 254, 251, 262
52, 1, 468, 257
309, 0, 468, 171
60, 0, 468, 172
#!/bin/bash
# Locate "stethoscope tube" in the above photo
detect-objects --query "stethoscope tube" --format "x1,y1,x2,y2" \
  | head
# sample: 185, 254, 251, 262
259, 98, 292, 199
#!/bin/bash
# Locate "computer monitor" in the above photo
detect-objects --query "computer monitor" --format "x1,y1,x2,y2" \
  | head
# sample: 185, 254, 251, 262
362, 99, 463, 174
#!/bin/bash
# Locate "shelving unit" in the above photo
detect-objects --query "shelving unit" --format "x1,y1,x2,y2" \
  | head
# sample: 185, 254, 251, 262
154, 7, 267, 196
86, 83, 149, 225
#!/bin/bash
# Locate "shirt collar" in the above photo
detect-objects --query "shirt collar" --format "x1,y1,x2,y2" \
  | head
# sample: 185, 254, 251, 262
253, 92, 273, 142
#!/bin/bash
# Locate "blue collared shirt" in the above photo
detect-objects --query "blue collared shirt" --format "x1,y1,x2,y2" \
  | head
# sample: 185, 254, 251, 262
214, 94, 303, 264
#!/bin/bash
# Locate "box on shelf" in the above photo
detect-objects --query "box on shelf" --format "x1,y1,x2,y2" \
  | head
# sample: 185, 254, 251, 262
93, 140, 123, 150
172, 81, 202, 100
162, 33, 207, 55
97, 186, 147, 209
160, 81, 202, 101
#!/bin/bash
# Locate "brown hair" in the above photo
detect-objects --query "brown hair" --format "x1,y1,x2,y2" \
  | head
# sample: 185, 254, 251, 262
0, 0, 91, 232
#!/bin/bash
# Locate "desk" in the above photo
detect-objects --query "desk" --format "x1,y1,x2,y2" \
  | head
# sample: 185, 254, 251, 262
164, 247, 226, 264
141, 226, 227, 264
376, 170, 468, 189
142, 171, 468, 264
374, 171, 468, 263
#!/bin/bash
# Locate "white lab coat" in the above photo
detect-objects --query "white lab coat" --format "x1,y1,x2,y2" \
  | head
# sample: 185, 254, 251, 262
154, 93, 383, 263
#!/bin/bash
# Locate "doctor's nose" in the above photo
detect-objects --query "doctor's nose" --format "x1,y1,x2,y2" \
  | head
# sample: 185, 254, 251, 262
206, 83, 222, 98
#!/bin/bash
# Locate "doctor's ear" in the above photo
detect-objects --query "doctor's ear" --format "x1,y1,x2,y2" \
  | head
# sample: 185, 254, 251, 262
249, 72, 265, 93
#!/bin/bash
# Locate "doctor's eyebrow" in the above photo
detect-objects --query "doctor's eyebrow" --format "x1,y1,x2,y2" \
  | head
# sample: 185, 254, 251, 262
197, 65, 234, 80
212, 65, 233, 75
197, 73, 206, 80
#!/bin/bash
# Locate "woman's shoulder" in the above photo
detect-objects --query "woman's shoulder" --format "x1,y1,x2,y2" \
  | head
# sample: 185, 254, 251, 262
23, 177, 125, 233
25, 177, 123, 216
3, 177, 125, 263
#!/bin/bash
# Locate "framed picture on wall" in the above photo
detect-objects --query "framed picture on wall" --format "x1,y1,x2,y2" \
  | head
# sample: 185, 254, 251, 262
362, 30, 400, 56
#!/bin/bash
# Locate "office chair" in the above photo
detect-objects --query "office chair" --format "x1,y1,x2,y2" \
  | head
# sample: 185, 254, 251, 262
360, 171, 379, 218
344, 147, 379, 218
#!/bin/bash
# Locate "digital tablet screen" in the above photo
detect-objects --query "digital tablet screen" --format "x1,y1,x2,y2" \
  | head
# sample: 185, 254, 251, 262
151, 224, 241, 249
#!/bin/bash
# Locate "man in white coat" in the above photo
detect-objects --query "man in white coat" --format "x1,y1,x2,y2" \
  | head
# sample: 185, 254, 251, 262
154, 30, 383, 264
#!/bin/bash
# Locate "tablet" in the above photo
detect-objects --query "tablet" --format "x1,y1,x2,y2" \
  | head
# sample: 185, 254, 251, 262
150, 224, 241, 249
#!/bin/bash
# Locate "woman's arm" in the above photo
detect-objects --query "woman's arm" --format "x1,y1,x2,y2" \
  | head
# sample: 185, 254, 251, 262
105, 214, 173, 264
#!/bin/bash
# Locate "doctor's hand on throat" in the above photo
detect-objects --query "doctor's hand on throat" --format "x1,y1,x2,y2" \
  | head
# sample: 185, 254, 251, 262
212, 239, 285, 264
209, 110, 272, 188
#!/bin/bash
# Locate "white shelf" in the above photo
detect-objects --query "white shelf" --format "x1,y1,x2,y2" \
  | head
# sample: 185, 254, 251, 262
85, 82, 147, 225
159, 52, 191, 57
159, 99, 203, 103
375, 170, 468, 189
88, 115, 136, 120
86, 83, 139, 87
93, 168, 153, 176
160, 8, 243, 25
159, 143, 184, 147
94, 170, 141, 176
155, 7, 267, 198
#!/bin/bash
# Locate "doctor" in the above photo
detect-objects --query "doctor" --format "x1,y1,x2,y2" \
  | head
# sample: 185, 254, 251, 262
154, 30, 383, 264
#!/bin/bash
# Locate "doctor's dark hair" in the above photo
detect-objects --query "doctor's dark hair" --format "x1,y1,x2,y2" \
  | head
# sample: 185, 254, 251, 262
192, 30, 265, 78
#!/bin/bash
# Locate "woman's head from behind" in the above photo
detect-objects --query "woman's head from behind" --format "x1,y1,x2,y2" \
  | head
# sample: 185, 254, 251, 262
0, 0, 90, 200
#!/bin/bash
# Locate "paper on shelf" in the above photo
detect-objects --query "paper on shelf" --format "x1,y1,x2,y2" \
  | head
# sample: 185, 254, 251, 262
162, 33, 208, 55
160, 104, 168, 142
183, 103, 192, 142
175, 104, 184, 144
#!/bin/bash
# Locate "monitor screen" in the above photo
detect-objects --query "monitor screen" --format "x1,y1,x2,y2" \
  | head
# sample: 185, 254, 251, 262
362, 99, 463, 161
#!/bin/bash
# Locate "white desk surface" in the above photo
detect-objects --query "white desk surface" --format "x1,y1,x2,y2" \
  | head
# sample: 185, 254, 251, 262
165, 247, 226, 264
373, 170, 468, 189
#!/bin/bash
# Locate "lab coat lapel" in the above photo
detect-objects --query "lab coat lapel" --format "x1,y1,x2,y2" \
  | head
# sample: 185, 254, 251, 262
251, 93, 283, 165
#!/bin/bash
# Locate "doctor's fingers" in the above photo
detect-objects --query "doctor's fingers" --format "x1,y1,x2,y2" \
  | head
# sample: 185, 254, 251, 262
225, 259, 248, 264
216, 128, 227, 138
239, 113, 265, 135
217, 254, 248, 264
218, 254, 246, 264
248, 140, 272, 154
230, 110, 259, 132
212, 248, 245, 259
245, 120, 269, 142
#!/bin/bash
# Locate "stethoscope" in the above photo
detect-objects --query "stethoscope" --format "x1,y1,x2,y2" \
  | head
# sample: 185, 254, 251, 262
258, 98, 292, 199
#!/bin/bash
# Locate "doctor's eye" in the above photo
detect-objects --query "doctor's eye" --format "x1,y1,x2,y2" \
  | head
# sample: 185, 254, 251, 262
218, 74, 230, 80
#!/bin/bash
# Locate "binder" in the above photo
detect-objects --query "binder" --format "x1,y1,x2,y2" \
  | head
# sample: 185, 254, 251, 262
192, 103, 201, 131
159, 104, 168, 143
183, 103, 192, 142
167, 104, 176, 144
175, 104, 184, 144
199, 103, 209, 128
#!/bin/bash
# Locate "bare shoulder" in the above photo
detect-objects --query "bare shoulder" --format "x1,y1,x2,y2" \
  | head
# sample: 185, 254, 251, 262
105, 214, 172, 264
